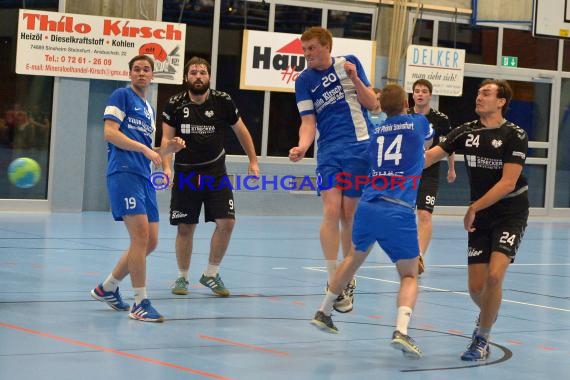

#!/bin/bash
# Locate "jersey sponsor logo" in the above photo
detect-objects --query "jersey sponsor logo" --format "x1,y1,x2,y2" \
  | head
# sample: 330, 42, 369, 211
310, 84, 321, 93
313, 84, 345, 113
512, 151, 526, 159
468, 247, 483, 257
491, 139, 503, 148
205, 110, 214, 118
171, 210, 188, 219
180, 124, 215, 134
126, 116, 153, 135
465, 155, 503, 170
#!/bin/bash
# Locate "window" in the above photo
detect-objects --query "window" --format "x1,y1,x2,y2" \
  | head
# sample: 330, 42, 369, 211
436, 77, 549, 207
0, 2, 58, 200
439, 77, 551, 146
438, 22, 498, 65
327, 10, 373, 40
554, 78, 570, 207
502, 28, 558, 70
562, 40, 570, 72
157, 0, 215, 146
274, 4, 322, 35
411, 19, 434, 46
265, 5, 324, 158
216, 0, 269, 155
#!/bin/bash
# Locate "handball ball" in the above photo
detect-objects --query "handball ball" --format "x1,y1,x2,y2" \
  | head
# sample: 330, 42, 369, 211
7, 157, 41, 189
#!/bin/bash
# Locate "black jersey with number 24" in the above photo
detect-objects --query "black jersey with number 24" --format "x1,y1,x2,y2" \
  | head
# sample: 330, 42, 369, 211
439, 120, 528, 212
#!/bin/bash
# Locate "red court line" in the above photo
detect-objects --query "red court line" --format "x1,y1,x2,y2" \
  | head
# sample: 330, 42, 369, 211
198, 334, 290, 357
0, 322, 231, 380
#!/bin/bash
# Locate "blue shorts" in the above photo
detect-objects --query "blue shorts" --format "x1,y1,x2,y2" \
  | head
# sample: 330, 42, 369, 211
107, 172, 159, 222
316, 141, 369, 197
352, 198, 419, 263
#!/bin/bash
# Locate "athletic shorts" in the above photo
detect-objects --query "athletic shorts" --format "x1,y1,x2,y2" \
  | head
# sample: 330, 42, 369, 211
170, 160, 235, 225
107, 172, 159, 222
415, 175, 439, 213
352, 198, 419, 263
467, 208, 528, 264
316, 141, 369, 197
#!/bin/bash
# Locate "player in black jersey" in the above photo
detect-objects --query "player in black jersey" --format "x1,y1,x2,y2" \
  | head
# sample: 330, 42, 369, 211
161, 57, 260, 297
425, 79, 529, 361
408, 79, 456, 274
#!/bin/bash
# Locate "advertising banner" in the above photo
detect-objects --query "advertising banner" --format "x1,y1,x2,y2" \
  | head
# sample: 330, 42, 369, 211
16, 9, 186, 84
404, 44, 465, 96
240, 30, 376, 93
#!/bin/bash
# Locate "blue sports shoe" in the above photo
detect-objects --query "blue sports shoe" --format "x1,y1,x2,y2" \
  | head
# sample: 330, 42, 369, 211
461, 335, 490, 361
129, 299, 164, 322
90, 284, 130, 311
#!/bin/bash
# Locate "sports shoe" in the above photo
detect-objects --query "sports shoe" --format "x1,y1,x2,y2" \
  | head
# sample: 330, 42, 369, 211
310, 311, 338, 334
461, 335, 490, 361
390, 330, 423, 359
90, 284, 130, 311
418, 254, 425, 275
199, 273, 230, 297
129, 299, 164, 322
332, 277, 356, 313
171, 276, 189, 295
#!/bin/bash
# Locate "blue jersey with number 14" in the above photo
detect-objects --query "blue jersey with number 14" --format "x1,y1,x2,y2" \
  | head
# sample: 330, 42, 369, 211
361, 113, 433, 207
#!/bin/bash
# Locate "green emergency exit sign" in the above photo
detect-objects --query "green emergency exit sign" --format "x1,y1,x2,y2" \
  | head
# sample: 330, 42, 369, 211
501, 56, 518, 67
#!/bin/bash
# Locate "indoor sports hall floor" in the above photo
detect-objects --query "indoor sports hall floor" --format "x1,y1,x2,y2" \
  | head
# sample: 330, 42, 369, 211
0, 212, 569, 379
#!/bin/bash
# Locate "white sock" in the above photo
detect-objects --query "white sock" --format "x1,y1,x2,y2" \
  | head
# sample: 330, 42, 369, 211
178, 270, 189, 281
325, 260, 337, 283
396, 306, 413, 335
133, 287, 147, 305
102, 274, 120, 292
319, 291, 339, 316
204, 264, 219, 277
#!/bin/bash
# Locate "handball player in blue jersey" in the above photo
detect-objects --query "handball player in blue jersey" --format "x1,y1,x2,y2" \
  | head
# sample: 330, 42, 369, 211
311, 85, 433, 360
289, 27, 378, 313
90, 55, 185, 322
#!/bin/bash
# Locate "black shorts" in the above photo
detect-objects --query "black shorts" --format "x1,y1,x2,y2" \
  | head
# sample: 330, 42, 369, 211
169, 160, 235, 225
415, 175, 439, 213
467, 208, 528, 265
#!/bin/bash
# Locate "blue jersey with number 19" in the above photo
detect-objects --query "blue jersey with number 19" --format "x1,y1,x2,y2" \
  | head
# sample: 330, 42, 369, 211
361, 113, 433, 207
104, 86, 156, 178
295, 55, 371, 146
